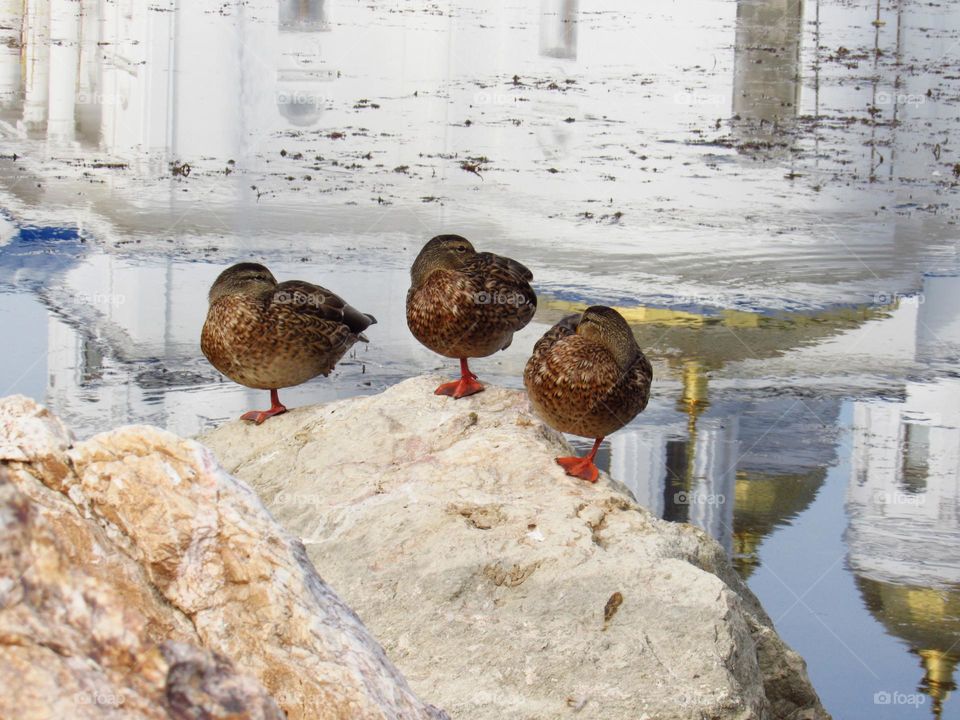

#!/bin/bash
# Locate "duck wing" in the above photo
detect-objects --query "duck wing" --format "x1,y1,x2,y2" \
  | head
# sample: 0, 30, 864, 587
599, 348, 653, 417
474, 251, 533, 282
272, 280, 377, 340
528, 313, 579, 359
629, 351, 653, 392
468, 252, 538, 329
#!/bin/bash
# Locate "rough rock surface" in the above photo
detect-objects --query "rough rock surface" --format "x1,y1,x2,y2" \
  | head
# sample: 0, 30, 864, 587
203, 376, 830, 720
0, 395, 448, 720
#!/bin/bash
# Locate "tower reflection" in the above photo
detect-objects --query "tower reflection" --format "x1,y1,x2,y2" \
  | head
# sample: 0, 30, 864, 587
539, 0, 578, 60
846, 278, 960, 717
732, 0, 803, 153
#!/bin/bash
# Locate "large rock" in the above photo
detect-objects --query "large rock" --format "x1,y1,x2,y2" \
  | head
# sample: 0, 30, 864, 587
202, 376, 830, 720
0, 396, 448, 720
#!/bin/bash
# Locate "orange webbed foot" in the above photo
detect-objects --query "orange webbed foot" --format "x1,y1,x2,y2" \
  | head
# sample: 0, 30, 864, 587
556, 456, 600, 483
239, 404, 287, 425
434, 376, 484, 399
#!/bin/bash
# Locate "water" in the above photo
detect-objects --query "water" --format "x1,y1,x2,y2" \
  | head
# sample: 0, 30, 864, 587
1, 0, 959, 717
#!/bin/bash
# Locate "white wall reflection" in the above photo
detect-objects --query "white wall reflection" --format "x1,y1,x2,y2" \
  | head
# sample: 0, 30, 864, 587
844, 274, 960, 720
539, 0, 578, 60
614, 418, 738, 553
847, 275, 960, 588
11, 0, 340, 163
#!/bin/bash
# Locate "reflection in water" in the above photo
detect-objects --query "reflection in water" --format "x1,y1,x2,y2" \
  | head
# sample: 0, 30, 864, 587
539, 0, 578, 60
279, 0, 327, 31
0, 4, 19, 110
22, 0, 50, 133
858, 578, 960, 720
1, 0, 957, 313
847, 290, 960, 718
732, 467, 825, 578
278, 0, 330, 127
613, 383, 737, 553
6, 0, 334, 163
732, 0, 802, 151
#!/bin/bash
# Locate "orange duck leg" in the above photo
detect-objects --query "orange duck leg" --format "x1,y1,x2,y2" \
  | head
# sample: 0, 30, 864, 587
240, 388, 288, 425
434, 358, 485, 399
556, 437, 603, 483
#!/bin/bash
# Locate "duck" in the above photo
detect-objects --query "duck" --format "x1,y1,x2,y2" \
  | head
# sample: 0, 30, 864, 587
407, 234, 537, 398
524, 306, 652, 482
200, 262, 376, 424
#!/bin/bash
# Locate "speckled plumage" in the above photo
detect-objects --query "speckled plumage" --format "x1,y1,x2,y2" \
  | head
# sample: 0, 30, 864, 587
524, 307, 652, 440
201, 263, 375, 391
406, 235, 536, 359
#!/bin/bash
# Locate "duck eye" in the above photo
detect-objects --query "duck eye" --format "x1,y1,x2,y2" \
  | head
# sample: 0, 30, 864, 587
456, 245, 466, 253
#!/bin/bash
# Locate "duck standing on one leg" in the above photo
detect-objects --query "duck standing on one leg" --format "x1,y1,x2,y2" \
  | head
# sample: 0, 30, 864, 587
407, 234, 537, 398
524, 306, 652, 483
201, 262, 376, 424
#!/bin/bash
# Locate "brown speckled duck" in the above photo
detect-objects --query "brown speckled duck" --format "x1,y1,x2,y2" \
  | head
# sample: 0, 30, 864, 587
524, 306, 652, 482
407, 235, 537, 398
201, 262, 376, 424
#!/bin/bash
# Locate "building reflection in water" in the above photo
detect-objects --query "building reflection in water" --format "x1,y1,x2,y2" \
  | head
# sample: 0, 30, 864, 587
277, 0, 330, 127
2, 0, 332, 164
0, 3, 20, 110
613, 359, 736, 555
846, 277, 960, 719
539, 0, 578, 60
611, 356, 839, 569
535, 0, 579, 166
732, 0, 950, 185
279, 0, 328, 30
731, 0, 803, 152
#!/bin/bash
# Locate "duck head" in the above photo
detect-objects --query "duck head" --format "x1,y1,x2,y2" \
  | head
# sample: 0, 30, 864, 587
410, 234, 476, 286
577, 306, 639, 368
208, 262, 277, 303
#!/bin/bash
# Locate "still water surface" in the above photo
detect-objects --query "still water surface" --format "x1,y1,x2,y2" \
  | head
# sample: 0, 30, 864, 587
1, 0, 959, 717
